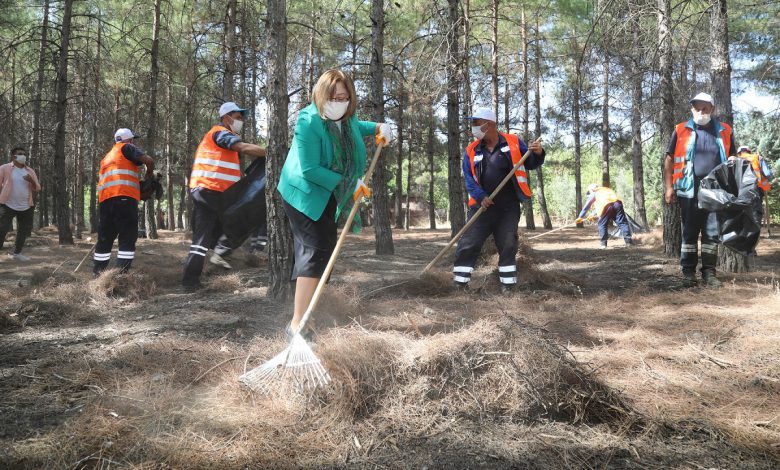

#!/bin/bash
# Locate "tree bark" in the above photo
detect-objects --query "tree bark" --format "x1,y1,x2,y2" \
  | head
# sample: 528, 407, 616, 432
32, 0, 50, 228
89, 20, 101, 233
630, 21, 647, 228
223, 0, 237, 101
370, 0, 394, 255
491, 0, 499, 120
428, 101, 437, 230
711, 0, 745, 272
144, 0, 162, 240
534, 16, 552, 229
658, 0, 680, 257
394, 68, 405, 229
165, 81, 175, 231
573, 59, 583, 222
447, 0, 466, 236
265, 0, 295, 300
462, 0, 472, 143
53, 0, 74, 244
601, 50, 610, 187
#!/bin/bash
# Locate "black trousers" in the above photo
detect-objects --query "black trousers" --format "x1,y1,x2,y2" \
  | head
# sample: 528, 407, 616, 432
94, 197, 139, 274
453, 203, 520, 285
283, 196, 337, 280
182, 188, 224, 286
679, 195, 719, 275
0, 204, 34, 254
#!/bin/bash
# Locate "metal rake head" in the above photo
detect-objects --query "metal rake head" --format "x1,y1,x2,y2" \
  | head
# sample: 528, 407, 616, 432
239, 334, 331, 395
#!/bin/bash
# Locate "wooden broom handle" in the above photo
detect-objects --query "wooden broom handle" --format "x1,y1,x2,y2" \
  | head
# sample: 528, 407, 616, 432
296, 143, 385, 333
422, 137, 541, 274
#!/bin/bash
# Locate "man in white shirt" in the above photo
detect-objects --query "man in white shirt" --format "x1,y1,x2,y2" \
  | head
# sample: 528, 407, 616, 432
0, 147, 42, 261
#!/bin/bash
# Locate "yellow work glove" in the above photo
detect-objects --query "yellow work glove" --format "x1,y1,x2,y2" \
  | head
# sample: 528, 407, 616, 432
575, 217, 584, 225
353, 178, 372, 201
587, 215, 598, 222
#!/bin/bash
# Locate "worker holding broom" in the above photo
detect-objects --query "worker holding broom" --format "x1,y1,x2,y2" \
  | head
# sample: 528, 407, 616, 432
575, 184, 633, 249
278, 69, 392, 340
181, 102, 267, 291
453, 108, 545, 293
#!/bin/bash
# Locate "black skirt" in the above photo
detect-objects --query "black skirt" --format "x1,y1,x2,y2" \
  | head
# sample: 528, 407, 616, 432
282, 196, 338, 280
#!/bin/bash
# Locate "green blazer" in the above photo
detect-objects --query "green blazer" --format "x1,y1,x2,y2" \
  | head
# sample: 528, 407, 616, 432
278, 102, 377, 221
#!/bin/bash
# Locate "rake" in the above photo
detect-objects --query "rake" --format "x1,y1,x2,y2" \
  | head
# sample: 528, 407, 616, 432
422, 136, 542, 274
239, 138, 386, 394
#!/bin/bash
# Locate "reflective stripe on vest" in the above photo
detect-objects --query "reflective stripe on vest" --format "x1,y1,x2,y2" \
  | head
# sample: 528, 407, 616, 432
465, 133, 532, 207
592, 187, 619, 217
189, 125, 241, 192
671, 120, 731, 193
740, 153, 771, 192
98, 142, 141, 203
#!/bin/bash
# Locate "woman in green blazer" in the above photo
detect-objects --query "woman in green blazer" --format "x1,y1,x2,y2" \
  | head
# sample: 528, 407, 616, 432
279, 69, 393, 338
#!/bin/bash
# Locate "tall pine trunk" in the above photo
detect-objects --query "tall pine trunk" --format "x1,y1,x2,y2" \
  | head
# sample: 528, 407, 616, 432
534, 16, 552, 229
369, 0, 394, 255
265, 0, 295, 300
165, 82, 175, 231
144, 0, 162, 240
395, 70, 406, 229
53, 0, 75, 244
573, 58, 583, 223
630, 22, 647, 228
428, 102, 437, 230
659, 0, 680, 257
446, 0, 466, 235
223, 0, 237, 100
89, 21, 101, 233
490, 0, 499, 120
32, 0, 50, 229
710, 0, 746, 272
601, 51, 610, 187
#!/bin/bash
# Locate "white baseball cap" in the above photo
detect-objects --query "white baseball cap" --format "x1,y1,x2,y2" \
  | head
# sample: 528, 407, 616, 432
114, 128, 137, 142
466, 107, 497, 122
689, 92, 714, 105
219, 102, 247, 118
737, 145, 751, 154
587, 183, 598, 193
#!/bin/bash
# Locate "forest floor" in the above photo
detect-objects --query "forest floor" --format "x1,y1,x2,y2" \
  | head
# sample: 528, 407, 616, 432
0, 224, 779, 469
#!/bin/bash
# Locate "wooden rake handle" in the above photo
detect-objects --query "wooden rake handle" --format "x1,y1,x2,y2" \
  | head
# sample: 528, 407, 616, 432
296, 142, 385, 334
74, 243, 96, 273
525, 223, 577, 241
422, 137, 541, 274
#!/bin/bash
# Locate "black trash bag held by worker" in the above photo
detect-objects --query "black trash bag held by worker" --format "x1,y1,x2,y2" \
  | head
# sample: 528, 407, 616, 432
697, 159, 761, 256
140, 174, 164, 201
220, 157, 267, 248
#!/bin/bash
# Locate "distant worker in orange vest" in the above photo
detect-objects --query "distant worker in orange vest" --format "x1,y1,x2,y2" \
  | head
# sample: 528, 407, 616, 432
182, 102, 267, 290
94, 128, 155, 275
732, 145, 773, 234
453, 107, 545, 293
663, 92, 737, 288
576, 184, 633, 249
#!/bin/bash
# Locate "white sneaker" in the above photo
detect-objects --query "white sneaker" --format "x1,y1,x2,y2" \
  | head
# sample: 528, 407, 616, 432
12, 253, 30, 261
209, 253, 232, 269
598, 245, 607, 250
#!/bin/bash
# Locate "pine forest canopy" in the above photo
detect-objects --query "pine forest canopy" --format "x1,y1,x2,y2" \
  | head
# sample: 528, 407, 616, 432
0, 0, 778, 244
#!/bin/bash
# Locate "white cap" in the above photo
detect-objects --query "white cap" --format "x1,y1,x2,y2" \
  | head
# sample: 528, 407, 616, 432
114, 128, 136, 142
466, 107, 497, 122
218, 102, 247, 118
737, 145, 751, 154
587, 183, 598, 193
689, 92, 714, 105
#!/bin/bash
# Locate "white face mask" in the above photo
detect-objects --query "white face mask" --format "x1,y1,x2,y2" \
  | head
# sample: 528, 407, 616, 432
472, 124, 487, 140
14, 155, 26, 165
692, 109, 712, 126
229, 117, 244, 134
324, 100, 349, 121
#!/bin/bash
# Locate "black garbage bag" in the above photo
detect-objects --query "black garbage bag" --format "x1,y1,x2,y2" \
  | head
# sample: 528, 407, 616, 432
220, 158, 267, 248
140, 177, 164, 201
697, 159, 761, 255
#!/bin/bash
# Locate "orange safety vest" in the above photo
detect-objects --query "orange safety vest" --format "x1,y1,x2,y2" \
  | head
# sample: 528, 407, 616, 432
739, 153, 770, 192
189, 125, 241, 192
465, 133, 532, 207
591, 187, 620, 217
98, 143, 141, 203
671, 121, 731, 187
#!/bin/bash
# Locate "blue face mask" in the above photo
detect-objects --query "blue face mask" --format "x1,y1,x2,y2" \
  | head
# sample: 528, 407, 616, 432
472, 124, 487, 139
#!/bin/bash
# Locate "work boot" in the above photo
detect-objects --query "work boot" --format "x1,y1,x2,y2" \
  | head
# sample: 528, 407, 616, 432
702, 272, 722, 289
453, 282, 469, 292
209, 253, 232, 269
500, 284, 517, 294
682, 271, 698, 288
624, 238, 633, 247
